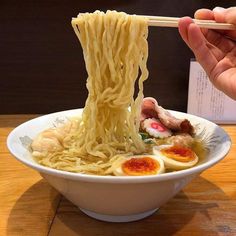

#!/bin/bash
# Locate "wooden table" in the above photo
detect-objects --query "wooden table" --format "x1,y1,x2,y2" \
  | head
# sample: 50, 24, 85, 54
0, 115, 236, 236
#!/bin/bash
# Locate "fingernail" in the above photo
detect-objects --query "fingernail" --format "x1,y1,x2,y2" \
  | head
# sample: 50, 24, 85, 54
213, 7, 225, 12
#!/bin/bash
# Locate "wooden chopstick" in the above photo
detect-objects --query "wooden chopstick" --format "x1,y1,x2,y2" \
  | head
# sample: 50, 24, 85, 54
141, 15, 236, 30
73, 14, 236, 30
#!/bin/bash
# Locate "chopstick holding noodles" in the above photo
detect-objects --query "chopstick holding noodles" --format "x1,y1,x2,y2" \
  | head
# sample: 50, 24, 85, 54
74, 14, 236, 30
139, 15, 236, 30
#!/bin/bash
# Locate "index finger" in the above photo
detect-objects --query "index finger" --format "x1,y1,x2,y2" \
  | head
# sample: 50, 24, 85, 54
178, 17, 218, 79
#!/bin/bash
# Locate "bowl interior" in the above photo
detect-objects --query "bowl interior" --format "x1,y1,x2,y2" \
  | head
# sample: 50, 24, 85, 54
7, 108, 231, 182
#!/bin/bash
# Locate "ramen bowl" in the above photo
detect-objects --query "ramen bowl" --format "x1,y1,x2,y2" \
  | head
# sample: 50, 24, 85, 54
7, 109, 231, 222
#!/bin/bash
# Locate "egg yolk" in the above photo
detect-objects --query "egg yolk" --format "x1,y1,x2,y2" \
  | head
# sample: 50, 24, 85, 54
161, 145, 195, 162
122, 157, 159, 176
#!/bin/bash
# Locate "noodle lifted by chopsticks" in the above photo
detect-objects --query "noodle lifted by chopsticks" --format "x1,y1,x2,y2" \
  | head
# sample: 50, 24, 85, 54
35, 10, 149, 175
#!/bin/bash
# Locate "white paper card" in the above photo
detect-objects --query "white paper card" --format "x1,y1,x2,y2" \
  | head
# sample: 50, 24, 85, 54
187, 60, 236, 124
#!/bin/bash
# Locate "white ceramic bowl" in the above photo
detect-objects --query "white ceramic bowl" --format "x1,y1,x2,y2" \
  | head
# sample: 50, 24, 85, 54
7, 109, 231, 222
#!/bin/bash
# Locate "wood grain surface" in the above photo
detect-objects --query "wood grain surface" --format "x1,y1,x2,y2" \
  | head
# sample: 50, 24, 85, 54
0, 115, 236, 236
1, 0, 235, 114
0, 115, 61, 236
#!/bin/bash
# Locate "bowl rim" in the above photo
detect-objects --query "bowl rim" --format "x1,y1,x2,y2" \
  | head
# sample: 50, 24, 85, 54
7, 108, 231, 184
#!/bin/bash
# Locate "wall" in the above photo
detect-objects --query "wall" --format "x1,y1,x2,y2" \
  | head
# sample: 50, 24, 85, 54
0, 0, 235, 114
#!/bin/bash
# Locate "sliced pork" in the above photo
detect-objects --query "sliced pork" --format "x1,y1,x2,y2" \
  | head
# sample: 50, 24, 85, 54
141, 97, 194, 134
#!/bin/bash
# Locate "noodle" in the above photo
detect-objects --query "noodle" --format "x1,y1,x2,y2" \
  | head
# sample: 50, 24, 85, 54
33, 10, 149, 175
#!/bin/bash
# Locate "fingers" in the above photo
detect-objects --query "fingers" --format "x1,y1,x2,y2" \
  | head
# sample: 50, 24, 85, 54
194, 9, 214, 20
178, 17, 193, 48
179, 7, 236, 100
223, 7, 236, 24
195, 7, 236, 40
178, 18, 218, 79
178, 17, 221, 59
197, 6, 236, 26
186, 24, 219, 79
224, 7, 236, 39
212, 7, 226, 22
188, 11, 235, 54
213, 7, 236, 39
200, 29, 235, 54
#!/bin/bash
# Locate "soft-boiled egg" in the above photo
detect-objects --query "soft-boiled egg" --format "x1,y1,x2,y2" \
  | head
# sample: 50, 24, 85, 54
113, 155, 165, 176
153, 144, 199, 170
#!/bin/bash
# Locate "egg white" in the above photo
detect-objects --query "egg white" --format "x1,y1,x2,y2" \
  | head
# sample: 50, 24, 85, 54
113, 155, 165, 176
153, 145, 199, 170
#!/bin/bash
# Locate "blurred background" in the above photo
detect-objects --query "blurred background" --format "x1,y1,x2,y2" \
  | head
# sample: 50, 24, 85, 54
0, 0, 235, 114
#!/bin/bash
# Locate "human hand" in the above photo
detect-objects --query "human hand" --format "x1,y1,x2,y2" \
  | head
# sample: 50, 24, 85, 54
178, 7, 236, 100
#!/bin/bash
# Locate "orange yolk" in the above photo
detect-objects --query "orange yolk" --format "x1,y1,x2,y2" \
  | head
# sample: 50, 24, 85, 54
161, 145, 195, 162
122, 157, 159, 176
